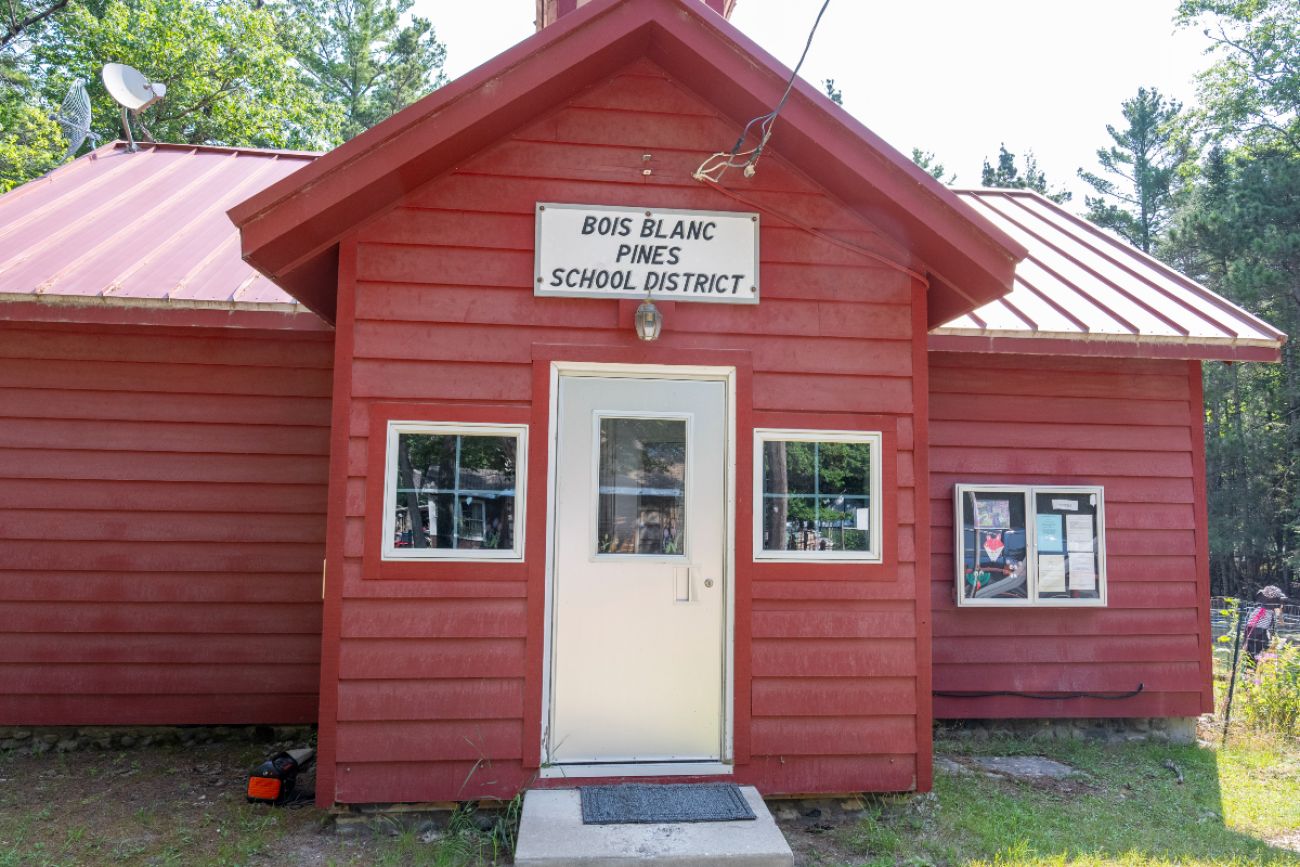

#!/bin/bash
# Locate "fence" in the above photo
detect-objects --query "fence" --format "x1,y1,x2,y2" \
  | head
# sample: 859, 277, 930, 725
1209, 596, 1300, 644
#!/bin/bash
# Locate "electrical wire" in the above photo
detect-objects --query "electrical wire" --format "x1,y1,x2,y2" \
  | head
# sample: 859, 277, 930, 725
933, 683, 1145, 701
694, 0, 832, 183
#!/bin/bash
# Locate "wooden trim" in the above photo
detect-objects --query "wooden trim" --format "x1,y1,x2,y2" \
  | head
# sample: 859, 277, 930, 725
750, 411, 898, 582
1187, 360, 1215, 714
315, 235, 358, 809
0, 299, 329, 332
911, 279, 933, 793
362, 403, 532, 581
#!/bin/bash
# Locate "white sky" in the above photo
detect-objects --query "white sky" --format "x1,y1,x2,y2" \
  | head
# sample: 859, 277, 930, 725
422, 0, 1212, 204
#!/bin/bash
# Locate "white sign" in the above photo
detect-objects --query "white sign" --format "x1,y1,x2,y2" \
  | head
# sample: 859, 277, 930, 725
535, 203, 759, 304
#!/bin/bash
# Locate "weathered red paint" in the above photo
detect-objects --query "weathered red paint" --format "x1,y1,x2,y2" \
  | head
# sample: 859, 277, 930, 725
305, 58, 932, 805
0, 320, 332, 725
928, 351, 1213, 719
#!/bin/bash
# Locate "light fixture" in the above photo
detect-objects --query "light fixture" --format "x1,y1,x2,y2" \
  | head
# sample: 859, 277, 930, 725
634, 297, 662, 341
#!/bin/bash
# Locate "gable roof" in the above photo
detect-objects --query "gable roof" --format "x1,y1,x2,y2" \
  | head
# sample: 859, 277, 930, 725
931, 190, 1285, 362
0, 142, 325, 331
229, 0, 1027, 325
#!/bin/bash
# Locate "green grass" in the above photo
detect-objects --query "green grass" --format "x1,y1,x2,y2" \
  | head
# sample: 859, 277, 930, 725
804, 732, 1300, 866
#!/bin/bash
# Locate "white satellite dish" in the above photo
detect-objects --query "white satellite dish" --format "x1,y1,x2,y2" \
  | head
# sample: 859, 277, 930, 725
102, 63, 166, 111
100, 63, 166, 152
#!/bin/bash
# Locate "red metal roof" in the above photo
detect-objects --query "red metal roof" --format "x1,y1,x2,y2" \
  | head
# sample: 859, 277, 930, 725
0, 141, 316, 313
932, 189, 1286, 362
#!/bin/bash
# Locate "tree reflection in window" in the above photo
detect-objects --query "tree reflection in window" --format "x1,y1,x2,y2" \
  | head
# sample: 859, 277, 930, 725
762, 440, 872, 553
392, 433, 518, 551
597, 417, 686, 555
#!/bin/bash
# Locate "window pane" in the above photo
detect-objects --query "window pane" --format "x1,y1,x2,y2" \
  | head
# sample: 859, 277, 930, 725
1035, 491, 1101, 600
761, 439, 872, 553
959, 490, 1028, 600
390, 433, 517, 552
597, 417, 685, 555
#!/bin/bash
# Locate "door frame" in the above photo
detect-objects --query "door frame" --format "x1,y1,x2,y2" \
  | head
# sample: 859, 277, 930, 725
538, 361, 737, 779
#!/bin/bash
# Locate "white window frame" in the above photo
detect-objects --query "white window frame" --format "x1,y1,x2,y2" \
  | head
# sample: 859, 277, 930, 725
381, 420, 527, 562
753, 428, 883, 564
954, 484, 1107, 608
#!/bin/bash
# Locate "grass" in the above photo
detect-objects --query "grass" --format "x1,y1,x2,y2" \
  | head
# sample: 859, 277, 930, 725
789, 730, 1300, 866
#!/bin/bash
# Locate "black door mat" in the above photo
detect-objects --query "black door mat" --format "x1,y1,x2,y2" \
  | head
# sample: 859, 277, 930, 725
579, 783, 756, 824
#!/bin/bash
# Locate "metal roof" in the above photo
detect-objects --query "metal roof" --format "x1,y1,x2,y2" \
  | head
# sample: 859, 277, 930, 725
933, 189, 1286, 361
0, 141, 316, 313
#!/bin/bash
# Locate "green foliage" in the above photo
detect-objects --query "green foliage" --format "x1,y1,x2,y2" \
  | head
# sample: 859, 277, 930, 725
1177, 0, 1300, 150
980, 143, 1072, 203
821, 77, 841, 106
1079, 86, 1193, 253
33, 0, 340, 149
281, 0, 445, 140
910, 147, 955, 184
0, 61, 63, 190
1239, 638, 1300, 736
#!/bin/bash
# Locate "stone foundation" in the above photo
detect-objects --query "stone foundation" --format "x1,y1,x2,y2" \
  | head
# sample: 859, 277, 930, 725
936, 716, 1199, 745
0, 724, 315, 755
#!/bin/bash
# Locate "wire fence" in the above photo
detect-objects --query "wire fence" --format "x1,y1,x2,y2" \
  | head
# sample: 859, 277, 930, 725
1209, 596, 1300, 644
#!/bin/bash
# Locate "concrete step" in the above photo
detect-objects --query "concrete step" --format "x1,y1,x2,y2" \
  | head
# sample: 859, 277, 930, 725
514, 786, 794, 866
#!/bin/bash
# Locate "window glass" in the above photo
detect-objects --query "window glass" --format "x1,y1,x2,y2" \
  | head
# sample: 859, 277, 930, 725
597, 417, 686, 555
390, 432, 518, 553
1034, 491, 1101, 600
761, 439, 873, 555
959, 489, 1029, 601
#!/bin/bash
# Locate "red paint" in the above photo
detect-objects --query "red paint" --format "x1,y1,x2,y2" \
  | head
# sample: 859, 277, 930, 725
309, 59, 932, 804
0, 320, 331, 726
928, 352, 1212, 719
230, 0, 1022, 325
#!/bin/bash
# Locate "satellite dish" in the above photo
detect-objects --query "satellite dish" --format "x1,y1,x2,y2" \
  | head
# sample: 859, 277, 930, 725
101, 63, 166, 111
52, 79, 98, 159
100, 63, 166, 152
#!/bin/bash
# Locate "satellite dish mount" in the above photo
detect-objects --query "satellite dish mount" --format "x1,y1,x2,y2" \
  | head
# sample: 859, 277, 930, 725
101, 63, 167, 151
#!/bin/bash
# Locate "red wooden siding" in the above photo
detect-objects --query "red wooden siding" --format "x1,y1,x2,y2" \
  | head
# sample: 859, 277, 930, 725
0, 320, 332, 725
928, 352, 1213, 719
322, 58, 928, 805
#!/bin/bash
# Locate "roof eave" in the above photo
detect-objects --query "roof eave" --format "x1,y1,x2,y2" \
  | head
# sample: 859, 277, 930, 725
928, 329, 1283, 363
231, 0, 1025, 326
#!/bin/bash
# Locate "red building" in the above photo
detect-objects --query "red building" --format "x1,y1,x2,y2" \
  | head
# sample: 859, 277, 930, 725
0, 0, 1283, 808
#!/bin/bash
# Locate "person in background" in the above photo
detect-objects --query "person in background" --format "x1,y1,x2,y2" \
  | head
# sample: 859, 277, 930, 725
1244, 585, 1288, 662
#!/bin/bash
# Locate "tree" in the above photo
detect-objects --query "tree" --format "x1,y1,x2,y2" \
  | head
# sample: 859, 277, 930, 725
821, 78, 841, 106
981, 143, 1072, 203
0, 61, 63, 190
2, 0, 69, 50
282, 0, 446, 140
911, 147, 954, 184
34, 0, 340, 150
1079, 87, 1191, 253
1177, 0, 1300, 150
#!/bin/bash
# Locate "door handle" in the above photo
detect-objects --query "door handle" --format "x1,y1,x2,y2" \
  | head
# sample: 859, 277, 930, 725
674, 566, 693, 602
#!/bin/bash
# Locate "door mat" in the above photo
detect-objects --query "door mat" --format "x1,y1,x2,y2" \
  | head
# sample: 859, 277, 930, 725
579, 783, 756, 824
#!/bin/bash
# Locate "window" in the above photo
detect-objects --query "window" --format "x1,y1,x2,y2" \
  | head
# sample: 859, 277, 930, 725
596, 416, 687, 556
954, 485, 1105, 607
754, 429, 882, 563
382, 421, 526, 561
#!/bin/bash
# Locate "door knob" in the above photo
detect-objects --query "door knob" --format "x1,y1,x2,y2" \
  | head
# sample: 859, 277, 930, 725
703, 578, 714, 589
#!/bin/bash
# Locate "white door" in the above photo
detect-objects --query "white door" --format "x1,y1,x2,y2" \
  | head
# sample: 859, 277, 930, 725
548, 373, 729, 765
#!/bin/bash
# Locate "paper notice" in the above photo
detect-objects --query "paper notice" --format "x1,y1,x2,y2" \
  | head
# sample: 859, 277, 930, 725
1068, 552, 1097, 591
1052, 499, 1079, 511
1066, 514, 1094, 551
1036, 514, 1064, 553
1038, 554, 1067, 592
855, 507, 870, 531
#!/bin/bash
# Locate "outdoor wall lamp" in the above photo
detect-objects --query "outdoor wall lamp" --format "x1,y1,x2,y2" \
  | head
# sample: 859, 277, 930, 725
634, 297, 663, 341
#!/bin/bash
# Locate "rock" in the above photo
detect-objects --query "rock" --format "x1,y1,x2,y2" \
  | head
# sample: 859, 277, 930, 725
56, 739, 79, 753
118, 735, 135, 748
967, 756, 1080, 780
934, 756, 971, 776
12, 730, 31, 741
774, 806, 798, 821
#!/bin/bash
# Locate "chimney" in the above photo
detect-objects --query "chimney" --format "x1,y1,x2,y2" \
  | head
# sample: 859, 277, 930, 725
536, 0, 736, 30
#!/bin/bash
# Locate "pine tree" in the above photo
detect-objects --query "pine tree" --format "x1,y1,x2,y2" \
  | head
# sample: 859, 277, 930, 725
980, 144, 1071, 203
911, 148, 954, 184
1079, 87, 1190, 253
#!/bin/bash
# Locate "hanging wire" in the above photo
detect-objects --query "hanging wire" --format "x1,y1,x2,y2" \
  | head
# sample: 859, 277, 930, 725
693, 0, 833, 183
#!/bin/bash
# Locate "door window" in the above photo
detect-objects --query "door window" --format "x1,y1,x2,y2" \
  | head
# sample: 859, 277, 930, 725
596, 416, 687, 556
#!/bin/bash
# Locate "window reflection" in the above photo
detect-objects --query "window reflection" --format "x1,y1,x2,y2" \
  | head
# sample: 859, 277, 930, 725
762, 440, 872, 553
597, 417, 686, 555
391, 433, 518, 551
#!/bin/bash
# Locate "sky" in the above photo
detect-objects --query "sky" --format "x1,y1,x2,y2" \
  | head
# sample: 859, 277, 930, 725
422, 0, 1214, 204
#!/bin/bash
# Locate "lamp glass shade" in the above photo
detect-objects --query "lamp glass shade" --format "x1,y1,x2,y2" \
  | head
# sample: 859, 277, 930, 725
634, 300, 662, 341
